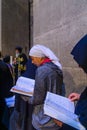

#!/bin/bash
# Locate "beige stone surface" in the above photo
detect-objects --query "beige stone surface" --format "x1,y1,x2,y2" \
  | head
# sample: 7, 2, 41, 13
33, 0, 87, 95
2, 0, 29, 56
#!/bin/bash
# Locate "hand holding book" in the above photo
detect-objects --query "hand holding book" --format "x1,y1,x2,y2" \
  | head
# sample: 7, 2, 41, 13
44, 92, 86, 130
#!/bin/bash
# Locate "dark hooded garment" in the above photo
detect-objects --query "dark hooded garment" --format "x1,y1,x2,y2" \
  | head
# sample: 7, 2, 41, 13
71, 35, 87, 129
59, 35, 87, 130
71, 34, 87, 73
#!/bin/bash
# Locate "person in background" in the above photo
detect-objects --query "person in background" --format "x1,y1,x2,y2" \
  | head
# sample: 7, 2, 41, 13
22, 44, 64, 130
0, 51, 2, 60
0, 52, 13, 130
9, 59, 37, 130
14, 46, 28, 82
2, 55, 14, 129
3, 55, 13, 76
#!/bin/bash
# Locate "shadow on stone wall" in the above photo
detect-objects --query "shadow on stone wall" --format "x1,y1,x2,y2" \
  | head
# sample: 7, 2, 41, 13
64, 70, 77, 97
64, 70, 87, 97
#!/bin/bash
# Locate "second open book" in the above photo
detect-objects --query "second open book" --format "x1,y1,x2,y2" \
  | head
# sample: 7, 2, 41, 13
44, 92, 86, 130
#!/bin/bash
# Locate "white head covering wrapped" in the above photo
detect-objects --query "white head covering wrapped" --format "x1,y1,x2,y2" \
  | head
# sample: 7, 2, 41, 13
29, 44, 62, 69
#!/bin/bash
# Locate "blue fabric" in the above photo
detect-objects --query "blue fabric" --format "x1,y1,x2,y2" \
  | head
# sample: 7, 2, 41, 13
75, 87, 87, 129
22, 59, 37, 79
71, 35, 87, 69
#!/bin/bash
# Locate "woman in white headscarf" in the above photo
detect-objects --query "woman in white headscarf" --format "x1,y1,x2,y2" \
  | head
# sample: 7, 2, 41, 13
22, 44, 64, 130
29, 44, 62, 70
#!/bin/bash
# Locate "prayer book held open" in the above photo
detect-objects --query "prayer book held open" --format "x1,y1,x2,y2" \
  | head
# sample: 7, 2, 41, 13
44, 92, 86, 130
10, 76, 35, 96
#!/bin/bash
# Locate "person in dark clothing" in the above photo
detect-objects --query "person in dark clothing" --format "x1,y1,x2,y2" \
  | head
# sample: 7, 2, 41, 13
0, 59, 13, 98
9, 59, 37, 130
61, 35, 87, 130
3, 55, 13, 76
0, 51, 1, 58
22, 59, 37, 79
69, 35, 87, 130
0, 55, 13, 130
14, 46, 28, 82
2, 55, 14, 129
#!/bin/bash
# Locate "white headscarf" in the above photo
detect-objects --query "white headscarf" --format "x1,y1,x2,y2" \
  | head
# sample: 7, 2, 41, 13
29, 44, 62, 70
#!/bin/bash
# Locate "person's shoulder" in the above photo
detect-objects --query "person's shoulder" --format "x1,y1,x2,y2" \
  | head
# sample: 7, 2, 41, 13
36, 63, 53, 77
0, 60, 7, 67
0, 61, 10, 73
38, 63, 51, 71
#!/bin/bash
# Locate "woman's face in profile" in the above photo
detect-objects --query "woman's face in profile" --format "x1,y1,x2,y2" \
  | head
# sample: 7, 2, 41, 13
30, 56, 43, 66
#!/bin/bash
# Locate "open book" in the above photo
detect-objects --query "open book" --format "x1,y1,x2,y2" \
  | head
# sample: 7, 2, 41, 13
10, 76, 35, 96
44, 92, 86, 130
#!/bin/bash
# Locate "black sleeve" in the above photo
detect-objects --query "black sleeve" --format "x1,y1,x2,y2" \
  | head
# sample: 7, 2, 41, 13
75, 87, 87, 128
0, 62, 13, 98
79, 112, 87, 128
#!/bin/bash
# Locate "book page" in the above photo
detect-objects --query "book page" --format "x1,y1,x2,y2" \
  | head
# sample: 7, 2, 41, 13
45, 91, 75, 113
16, 76, 35, 92
45, 99, 78, 119
10, 76, 35, 96
11, 88, 33, 96
44, 92, 86, 130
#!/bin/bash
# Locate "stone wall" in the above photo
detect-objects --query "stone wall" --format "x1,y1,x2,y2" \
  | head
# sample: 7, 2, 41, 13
33, 0, 87, 96
2, 0, 29, 56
